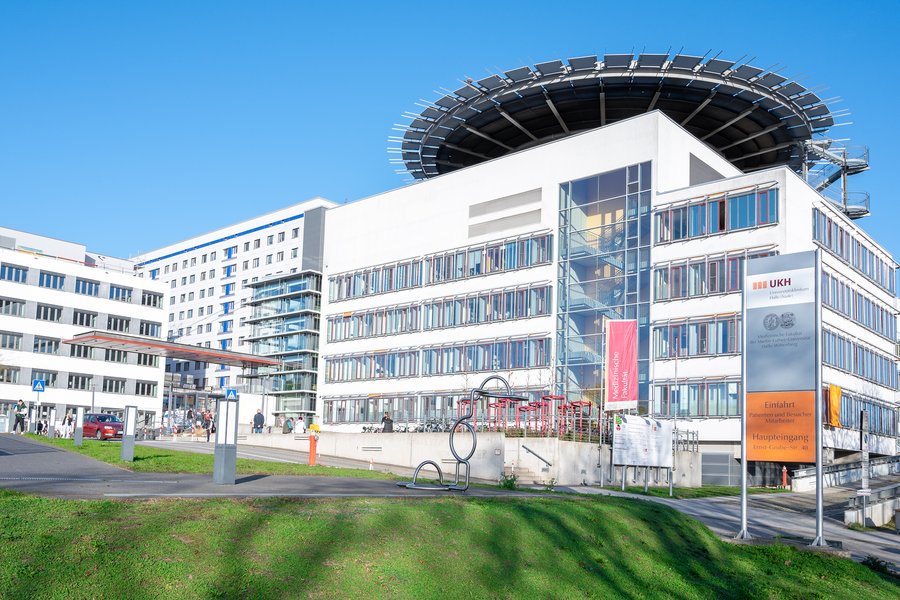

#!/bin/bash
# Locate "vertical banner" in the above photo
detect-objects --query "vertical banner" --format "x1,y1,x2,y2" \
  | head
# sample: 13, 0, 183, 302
744, 251, 817, 463
605, 319, 638, 411
827, 385, 842, 427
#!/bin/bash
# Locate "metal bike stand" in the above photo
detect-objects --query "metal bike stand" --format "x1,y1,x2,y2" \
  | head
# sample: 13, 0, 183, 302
398, 375, 528, 492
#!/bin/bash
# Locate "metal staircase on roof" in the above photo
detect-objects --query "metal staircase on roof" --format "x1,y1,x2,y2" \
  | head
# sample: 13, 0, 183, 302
802, 140, 870, 219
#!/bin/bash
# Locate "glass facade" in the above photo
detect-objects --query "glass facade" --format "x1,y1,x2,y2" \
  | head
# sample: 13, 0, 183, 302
247, 272, 322, 418
557, 162, 651, 408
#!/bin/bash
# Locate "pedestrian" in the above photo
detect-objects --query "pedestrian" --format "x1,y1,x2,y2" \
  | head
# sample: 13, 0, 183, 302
287, 417, 294, 434
299, 419, 307, 434
187, 408, 194, 423
381, 411, 394, 433
281, 416, 290, 434
252, 409, 264, 434
207, 413, 215, 442
12, 400, 27, 434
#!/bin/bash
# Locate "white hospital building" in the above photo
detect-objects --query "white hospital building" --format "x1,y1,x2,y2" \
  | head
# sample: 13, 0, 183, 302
18, 52, 895, 482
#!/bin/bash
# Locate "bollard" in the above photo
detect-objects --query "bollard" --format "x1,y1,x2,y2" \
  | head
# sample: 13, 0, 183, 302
308, 434, 318, 466
782, 465, 788, 489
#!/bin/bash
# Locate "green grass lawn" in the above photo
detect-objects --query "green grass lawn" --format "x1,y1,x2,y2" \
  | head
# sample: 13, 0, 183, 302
603, 484, 788, 500
22, 435, 398, 481
0, 490, 894, 599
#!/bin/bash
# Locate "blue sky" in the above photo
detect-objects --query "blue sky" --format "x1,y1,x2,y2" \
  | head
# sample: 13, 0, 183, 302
1, 1, 898, 262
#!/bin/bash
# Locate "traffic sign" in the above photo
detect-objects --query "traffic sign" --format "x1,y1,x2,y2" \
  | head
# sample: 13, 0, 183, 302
32, 379, 45, 392
225, 388, 239, 400
857, 488, 872, 497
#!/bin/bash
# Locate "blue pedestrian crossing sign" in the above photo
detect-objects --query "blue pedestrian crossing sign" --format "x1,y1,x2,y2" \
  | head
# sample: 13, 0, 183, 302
225, 388, 239, 401
32, 379, 45, 393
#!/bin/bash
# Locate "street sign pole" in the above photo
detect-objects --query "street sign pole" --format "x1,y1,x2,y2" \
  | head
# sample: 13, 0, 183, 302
120, 405, 137, 462
30, 379, 45, 434
214, 389, 240, 485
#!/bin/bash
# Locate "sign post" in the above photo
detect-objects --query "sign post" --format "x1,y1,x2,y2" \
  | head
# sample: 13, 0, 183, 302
739, 250, 822, 543
120, 405, 138, 462
214, 389, 240, 485
73, 407, 85, 446
30, 379, 44, 433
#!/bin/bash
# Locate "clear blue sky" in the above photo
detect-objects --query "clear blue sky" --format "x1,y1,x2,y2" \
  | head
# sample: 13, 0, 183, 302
1, 1, 898, 262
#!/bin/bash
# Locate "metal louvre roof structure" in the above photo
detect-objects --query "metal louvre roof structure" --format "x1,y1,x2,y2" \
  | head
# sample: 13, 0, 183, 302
392, 53, 845, 180
65, 331, 281, 368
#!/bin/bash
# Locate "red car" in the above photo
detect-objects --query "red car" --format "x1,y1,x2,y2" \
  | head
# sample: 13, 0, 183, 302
83, 413, 124, 440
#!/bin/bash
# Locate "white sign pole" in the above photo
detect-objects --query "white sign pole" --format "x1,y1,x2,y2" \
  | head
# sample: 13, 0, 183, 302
737, 267, 750, 539
811, 249, 827, 547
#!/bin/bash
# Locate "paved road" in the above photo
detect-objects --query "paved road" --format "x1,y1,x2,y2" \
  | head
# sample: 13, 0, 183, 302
0, 434, 522, 499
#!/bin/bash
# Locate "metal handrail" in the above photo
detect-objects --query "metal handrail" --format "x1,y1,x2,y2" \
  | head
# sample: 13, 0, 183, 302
522, 445, 552, 467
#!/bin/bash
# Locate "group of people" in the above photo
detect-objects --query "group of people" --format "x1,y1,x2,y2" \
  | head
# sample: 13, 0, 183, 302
10, 399, 76, 437
250, 409, 307, 434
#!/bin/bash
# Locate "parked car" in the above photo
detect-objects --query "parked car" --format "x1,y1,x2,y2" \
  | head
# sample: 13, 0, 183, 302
83, 413, 124, 440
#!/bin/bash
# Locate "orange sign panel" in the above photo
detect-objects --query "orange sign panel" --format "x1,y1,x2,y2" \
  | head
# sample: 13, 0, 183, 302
746, 391, 815, 462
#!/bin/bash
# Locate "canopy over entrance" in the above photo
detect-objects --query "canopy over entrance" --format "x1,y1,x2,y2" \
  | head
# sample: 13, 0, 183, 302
65, 331, 281, 368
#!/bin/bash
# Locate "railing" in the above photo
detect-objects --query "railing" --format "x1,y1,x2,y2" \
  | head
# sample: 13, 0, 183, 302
847, 482, 900, 509
793, 455, 900, 479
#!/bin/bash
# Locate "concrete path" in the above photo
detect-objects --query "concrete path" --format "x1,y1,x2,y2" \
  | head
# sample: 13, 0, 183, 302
557, 485, 900, 569
0, 434, 520, 499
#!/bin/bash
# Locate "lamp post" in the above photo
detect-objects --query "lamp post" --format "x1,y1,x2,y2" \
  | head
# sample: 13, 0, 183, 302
90, 384, 95, 413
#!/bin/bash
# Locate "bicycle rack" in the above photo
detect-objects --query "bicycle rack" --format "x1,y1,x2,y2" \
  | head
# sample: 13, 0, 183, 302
398, 375, 527, 491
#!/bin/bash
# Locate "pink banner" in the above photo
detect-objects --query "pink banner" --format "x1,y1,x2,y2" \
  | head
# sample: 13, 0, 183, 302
605, 320, 638, 410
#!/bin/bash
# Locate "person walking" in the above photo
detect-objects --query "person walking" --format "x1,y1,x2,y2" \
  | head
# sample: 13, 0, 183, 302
252, 409, 264, 434
13, 400, 27, 434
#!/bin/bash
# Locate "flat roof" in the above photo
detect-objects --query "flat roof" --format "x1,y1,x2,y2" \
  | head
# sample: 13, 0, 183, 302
394, 53, 844, 180
64, 331, 281, 367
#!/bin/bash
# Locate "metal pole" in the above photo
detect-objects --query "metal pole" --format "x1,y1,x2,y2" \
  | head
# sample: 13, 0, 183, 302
811, 249, 827, 546
91, 385, 95, 413
737, 261, 751, 539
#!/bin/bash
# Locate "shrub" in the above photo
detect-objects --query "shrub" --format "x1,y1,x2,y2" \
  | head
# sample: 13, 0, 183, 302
499, 472, 518, 490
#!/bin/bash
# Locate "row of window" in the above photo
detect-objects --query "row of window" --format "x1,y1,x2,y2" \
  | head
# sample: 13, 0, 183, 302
327, 284, 552, 343
652, 315, 741, 359
812, 208, 896, 293
0, 366, 157, 396
823, 329, 898, 390
652, 379, 742, 417
656, 188, 778, 244
152, 228, 302, 277
0, 264, 163, 307
1, 298, 161, 336
653, 249, 775, 301
0, 334, 158, 367
822, 271, 897, 341
328, 232, 553, 302
832, 389, 897, 437
325, 336, 551, 383
321, 389, 546, 424
423, 233, 553, 286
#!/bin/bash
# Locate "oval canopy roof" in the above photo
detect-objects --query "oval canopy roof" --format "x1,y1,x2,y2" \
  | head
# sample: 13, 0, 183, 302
396, 53, 839, 180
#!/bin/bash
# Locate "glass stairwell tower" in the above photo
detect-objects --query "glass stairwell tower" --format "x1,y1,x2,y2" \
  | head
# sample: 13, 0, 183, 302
557, 162, 652, 411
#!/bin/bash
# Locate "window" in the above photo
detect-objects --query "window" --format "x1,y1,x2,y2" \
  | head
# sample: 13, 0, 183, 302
149, 269, 160, 280
252, 258, 260, 268
266, 254, 272, 265
656, 188, 778, 244
141, 291, 163, 308
0, 366, 20, 383
0, 297, 26, 317
139, 321, 162, 337
137, 353, 159, 367
253, 239, 260, 249
104, 349, 128, 363
109, 285, 133, 302
222, 301, 234, 314
0, 332, 23, 350
136, 381, 157, 396
70, 344, 94, 359
107, 316, 130, 333
654, 249, 775, 301
276, 251, 284, 262
291, 248, 298, 259
103, 378, 126, 394
267, 235, 274, 245
33, 337, 60, 354
36, 304, 63, 322
191, 257, 197, 266
39, 272, 65, 289
243, 242, 250, 251
0, 264, 28, 283
68, 374, 92, 390
277, 232, 285, 242
32, 370, 58, 388
292, 227, 300, 239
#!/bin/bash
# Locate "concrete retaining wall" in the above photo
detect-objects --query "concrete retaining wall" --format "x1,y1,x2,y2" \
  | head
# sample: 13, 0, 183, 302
844, 498, 899, 528
792, 461, 900, 492
235, 432, 707, 487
